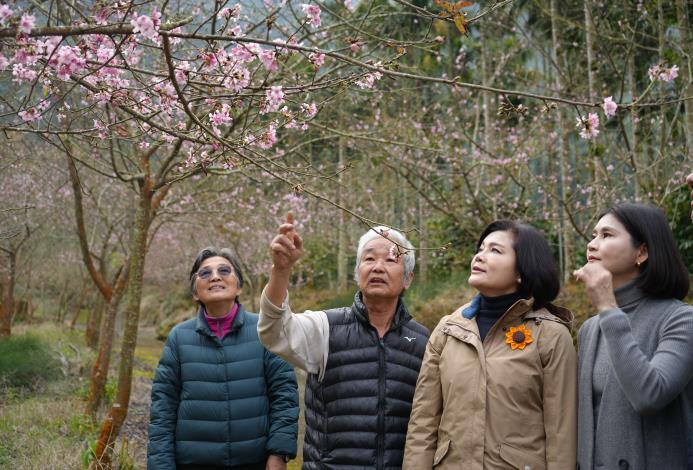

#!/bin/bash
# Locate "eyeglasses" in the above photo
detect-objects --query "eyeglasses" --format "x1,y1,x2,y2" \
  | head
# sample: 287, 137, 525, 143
196, 265, 234, 280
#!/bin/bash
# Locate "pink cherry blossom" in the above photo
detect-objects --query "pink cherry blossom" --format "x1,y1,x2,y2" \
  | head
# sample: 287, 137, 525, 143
301, 102, 318, 119
602, 96, 617, 118
13, 49, 37, 66
219, 5, 241, 20
49, 46, 87, 80
222, 64, 250, 92
301, 4, 322, 28
262, 86, 284, 114
355, 70, 382, 89
230, 45, 254, 63
19, 13, 35, 34
131, 9, 161, 41
662, 65, 678, 82
18, 107, 40, 122
350, 40, 363, 53
256, 121, 278, 149
309, 52, 325, 68
94, 8, 110, 25
209, 103, 233, 127
0, 4, 12, 24
576, 112, 600, 140
259, 49, 279, 72
648, 63, 679, 82
12, 63, 37, 83
17, 100, 50, 122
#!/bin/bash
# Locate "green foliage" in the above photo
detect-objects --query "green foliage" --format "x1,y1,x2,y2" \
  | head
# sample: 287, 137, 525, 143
104, 377, 118, 405
115, 439, 136, 470
665, 183, 693, 272
0, 335, 60, 389
69, 413, 98, 439
80, 441, 97, 468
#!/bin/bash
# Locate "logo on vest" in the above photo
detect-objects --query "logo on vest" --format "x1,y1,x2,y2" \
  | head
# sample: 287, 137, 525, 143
403, 336, 416, 342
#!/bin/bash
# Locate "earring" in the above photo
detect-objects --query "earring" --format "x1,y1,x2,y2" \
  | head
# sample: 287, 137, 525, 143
636, 261, 641, 267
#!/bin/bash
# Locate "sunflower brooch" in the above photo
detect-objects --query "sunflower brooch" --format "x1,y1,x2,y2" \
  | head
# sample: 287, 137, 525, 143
505, 324, 533, 350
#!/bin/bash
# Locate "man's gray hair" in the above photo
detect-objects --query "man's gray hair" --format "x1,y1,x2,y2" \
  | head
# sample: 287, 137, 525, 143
353, 226, 415, 283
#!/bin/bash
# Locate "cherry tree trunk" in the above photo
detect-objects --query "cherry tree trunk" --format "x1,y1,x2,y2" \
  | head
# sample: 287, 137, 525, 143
91, 186, 151, 468
85, 267, 128, 418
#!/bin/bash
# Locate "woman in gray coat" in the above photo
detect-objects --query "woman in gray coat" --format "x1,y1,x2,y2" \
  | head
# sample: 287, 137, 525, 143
573, 203, 693, 470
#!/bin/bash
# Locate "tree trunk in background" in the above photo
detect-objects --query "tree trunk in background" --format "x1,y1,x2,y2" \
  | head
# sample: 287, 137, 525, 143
676, 0, 692, 157
627, 50, 642, 199
480, 26, 495, 219
85, 266, 128, 418
0, 251, 16, 337
416, 188, 427, 283
85, 295, 104, 349
25, 260, 34, 324
56, 278, 69, 323
69, 282, 89, 330
91, 180, 152, 468
337, 135, 348, 292
656, 0, 667, 188
584, 0, 603, 190
551, 0, 572, 281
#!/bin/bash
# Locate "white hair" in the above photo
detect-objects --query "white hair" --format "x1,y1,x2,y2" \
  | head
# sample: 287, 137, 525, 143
353, 226, 415, 283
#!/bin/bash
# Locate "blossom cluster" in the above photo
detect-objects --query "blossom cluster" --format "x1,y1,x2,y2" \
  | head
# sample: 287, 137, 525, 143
576, 113, 600, 140
131, 8, 161, 42
648, 63, 678, 82
301, 4, 322, 28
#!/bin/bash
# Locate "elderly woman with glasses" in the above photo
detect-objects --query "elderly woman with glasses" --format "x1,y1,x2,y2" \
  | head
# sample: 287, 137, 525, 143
147, 247, 299, 470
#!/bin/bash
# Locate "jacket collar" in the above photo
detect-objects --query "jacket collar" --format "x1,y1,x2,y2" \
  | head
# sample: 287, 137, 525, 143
461, 294, 534, 323
452, 294, 575, 333
352, 291, 412, 330
194, 302, 246, 339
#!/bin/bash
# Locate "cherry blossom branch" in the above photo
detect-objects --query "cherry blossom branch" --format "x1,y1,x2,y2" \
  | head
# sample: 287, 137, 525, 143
163, 31, 686, 109
0, 17, 193, 38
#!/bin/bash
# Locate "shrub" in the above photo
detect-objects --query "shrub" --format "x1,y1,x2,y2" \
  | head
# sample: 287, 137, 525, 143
0, 335, 61, 389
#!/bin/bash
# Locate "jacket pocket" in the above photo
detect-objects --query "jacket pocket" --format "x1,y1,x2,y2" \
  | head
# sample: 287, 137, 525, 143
433, 439, 451, 467
499, 443, 546, 470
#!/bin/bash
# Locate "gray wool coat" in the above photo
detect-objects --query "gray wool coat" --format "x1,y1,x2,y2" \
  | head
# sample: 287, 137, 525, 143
577, 283, 693, 470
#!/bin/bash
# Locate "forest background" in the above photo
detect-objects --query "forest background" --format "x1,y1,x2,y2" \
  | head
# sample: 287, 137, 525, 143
0, 0, 691, 468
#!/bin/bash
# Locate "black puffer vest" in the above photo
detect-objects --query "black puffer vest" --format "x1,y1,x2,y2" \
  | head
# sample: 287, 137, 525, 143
302, 292, 430, 470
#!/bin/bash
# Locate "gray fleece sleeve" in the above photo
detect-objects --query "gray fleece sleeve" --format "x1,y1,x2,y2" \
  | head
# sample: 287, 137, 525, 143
599, 303, 693, 414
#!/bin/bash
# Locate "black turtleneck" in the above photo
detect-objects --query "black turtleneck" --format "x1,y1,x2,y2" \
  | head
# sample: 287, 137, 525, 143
477, 291, 523, 341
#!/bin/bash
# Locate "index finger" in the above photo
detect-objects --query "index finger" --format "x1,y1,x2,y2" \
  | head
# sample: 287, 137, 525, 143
286, 211, 294, 225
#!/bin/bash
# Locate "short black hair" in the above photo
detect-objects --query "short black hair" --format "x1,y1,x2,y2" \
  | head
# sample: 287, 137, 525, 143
605, 203, 689, 300
477, 220, 560, 309
189, 247, 244, 303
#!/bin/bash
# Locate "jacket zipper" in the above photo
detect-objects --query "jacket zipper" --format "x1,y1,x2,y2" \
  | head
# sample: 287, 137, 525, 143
377, 335, 386, 470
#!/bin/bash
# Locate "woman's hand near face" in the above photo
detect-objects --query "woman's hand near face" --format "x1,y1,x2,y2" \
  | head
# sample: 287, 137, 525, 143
573, 262, 618, 313
270, 212, 304, 272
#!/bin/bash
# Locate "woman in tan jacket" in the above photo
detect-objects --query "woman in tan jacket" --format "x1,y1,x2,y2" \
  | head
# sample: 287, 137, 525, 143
403, 220, 577, 470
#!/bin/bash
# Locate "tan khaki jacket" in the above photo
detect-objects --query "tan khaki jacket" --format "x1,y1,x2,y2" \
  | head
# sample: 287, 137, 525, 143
403, 298, 577, 470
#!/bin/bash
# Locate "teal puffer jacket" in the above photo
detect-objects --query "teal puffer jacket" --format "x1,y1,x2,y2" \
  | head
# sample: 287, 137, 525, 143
147, 304, 299, 469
